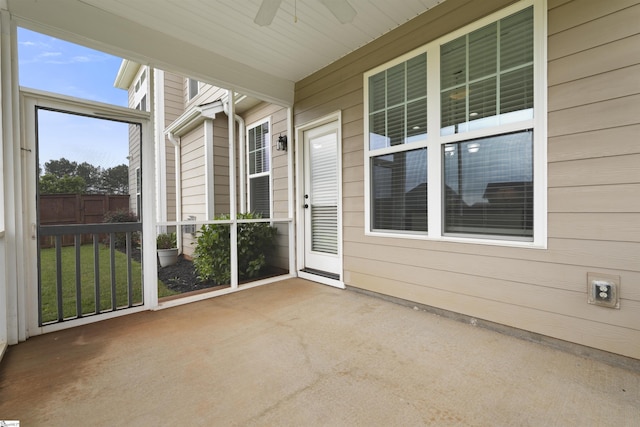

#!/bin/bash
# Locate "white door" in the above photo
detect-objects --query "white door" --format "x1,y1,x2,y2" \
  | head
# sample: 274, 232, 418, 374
302, 121, 341, 279
22, 90, 156, 335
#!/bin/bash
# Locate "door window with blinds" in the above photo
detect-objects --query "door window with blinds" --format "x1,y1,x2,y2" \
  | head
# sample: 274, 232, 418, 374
247, 121, 271, 218
364, 1, 543, 244
309, 131, 338, 254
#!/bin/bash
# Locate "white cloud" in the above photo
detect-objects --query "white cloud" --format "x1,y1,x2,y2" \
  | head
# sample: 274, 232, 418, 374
18, 27, 127, 107
72, 55, 92, 63
19, 39, 51, 49
32, 53, 109, 65
19, 33, 109, 65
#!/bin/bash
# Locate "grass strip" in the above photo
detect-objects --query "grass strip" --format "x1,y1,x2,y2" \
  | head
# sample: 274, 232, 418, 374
39, 244, 177, 323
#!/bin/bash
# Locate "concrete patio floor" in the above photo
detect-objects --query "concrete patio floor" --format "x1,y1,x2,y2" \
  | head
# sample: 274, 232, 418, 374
1, 278, 638, 426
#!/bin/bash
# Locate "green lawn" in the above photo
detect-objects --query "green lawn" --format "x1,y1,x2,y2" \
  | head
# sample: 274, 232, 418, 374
39, 244, 177, 323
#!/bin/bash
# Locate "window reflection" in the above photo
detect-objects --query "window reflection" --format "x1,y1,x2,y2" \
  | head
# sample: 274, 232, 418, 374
372, 148, 427, 232
443, 131, 533, 238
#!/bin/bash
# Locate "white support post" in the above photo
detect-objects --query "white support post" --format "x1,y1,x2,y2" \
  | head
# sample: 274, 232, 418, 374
0, 8, 8, 350
154, 68, 167, 227
227, 90, 238, 289
143, 71, 158, 309
166, 131, 182, 254
287, 107, 296, 276
1, 11, 26, 343
238, 116, 246, 214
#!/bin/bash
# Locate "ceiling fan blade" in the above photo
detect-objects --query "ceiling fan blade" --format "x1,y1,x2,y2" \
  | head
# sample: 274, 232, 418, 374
320, 0, 357, 24
254, 0, 283, 26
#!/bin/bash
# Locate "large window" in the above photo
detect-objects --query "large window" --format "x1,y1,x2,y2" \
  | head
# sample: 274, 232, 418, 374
443, 131, 533, 237
247, 121, 271, 218
369, 53, 428, 150
372, 148, 427, 232
364, 1, 544, 245
440, 7, 534, 136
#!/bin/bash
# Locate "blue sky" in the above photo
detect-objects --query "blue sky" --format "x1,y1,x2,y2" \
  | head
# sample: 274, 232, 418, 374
18, 27, 132, 170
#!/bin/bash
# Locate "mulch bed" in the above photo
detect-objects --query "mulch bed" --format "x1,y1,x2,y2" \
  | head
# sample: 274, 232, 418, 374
125, 248, 215, 293
157, 255, 218, 293
158, 257, 289, 293
127, 247, 287, 294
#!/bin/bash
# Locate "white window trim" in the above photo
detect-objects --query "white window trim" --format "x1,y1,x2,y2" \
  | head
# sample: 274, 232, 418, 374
363, 0, 547, 249
246, 118, 273, 218
135, 167, 142, 217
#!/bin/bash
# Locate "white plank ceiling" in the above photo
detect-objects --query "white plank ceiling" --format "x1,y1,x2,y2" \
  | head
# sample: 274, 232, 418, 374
80, 0, 446, 81
7, 0, 447, 105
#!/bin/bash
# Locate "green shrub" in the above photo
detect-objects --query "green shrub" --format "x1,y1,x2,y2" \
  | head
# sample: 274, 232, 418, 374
103, 209, 139, 249
156, 232, 177, 249
193, 212, 277, 284
103, 208, 138, 224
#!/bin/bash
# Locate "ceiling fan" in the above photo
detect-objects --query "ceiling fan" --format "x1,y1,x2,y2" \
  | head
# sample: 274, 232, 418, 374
254, 0, 357, 26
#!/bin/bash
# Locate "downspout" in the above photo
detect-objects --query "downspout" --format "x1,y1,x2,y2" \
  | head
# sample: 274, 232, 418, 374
222, 100, 246, 213
165, 132, 182, 255
226, 90, 238, 289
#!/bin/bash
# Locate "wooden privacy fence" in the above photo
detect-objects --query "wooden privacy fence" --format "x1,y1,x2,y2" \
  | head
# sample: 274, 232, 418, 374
39, 194, 131, 248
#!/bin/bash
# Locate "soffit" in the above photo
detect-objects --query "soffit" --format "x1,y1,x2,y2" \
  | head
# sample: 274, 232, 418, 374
8, 0, 447, 105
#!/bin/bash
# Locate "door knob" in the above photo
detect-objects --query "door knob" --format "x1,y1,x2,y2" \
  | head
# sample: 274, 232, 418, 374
304, 204, 309, 209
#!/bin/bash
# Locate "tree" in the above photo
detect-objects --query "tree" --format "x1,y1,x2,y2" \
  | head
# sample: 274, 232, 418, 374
44, 158, 78, 178
76, 162, 103, 193
39, 174, 86, 194
39, 157, 129, 195
101, 164, 129, 194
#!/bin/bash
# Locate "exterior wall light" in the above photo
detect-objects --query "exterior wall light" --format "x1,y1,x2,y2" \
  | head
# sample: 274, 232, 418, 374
277, 134, 288, 152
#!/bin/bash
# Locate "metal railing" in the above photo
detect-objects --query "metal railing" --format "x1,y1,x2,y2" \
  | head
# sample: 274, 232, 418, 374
38, 222, 143, 325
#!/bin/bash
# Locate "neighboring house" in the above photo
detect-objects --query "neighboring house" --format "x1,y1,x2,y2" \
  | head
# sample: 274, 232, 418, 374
113, 63, 147, 218
114, 63, 290, 265
1, 0, 638, 363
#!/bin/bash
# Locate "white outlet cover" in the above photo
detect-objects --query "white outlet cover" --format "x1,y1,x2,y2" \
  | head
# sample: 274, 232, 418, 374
587, 272, 620, 309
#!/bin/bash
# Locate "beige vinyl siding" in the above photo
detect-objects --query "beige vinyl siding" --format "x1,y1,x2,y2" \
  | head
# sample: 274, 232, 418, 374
545, 0, 640, 357
294, 0, 640, 359
171, 73, 237, 255
242, 103, 289, 217
127, 83, 141, 215
185, 80, 226, 109
180, 127, 206, 256
128, 124, 141, 214
242, 102, 291, 271
163, 71, 184, 221
213, 118, 230, 216
547, 0, 640, 247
